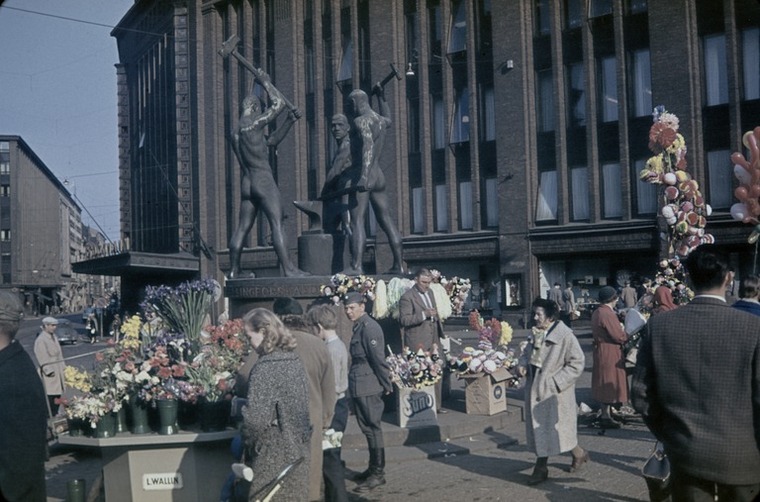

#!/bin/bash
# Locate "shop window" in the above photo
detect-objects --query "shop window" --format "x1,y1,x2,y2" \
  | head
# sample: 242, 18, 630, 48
571, 167, 589, 220
602, 162, 623, 218
707, 149, 732, 210
567, 62, 586, 127
536, 170, 558, 221
630, 49, 652, 117
704, 34, 728, 106
742, 28, 759, 101
599, 56, 618, 122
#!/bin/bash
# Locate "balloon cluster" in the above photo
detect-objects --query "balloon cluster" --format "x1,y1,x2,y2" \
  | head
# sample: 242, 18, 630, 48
729, 127, 760, 242
639, 106, 714, 257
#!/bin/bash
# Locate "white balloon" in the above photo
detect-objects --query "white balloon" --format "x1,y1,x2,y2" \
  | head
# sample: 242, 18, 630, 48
734, 164, 753, 185
663, 172, 677, 186
730, 202, 748, 221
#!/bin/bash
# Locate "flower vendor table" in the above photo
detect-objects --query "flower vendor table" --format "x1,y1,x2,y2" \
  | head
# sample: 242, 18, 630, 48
58, 429, 237, 502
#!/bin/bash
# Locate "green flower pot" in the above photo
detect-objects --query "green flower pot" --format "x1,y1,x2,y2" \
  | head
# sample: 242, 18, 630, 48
94, 412, 117, 438
157, 399, 179, 435
129, 395, 151, 434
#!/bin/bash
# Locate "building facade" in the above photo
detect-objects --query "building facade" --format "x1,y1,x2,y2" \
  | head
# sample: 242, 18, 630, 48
112, 0, 760, 319
0, 136, 86, 315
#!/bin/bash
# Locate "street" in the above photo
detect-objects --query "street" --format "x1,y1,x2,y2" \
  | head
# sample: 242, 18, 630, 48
33, 318, 655, 501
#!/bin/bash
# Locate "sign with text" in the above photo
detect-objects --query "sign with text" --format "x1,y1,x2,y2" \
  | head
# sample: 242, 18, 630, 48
142, 472, 184, 491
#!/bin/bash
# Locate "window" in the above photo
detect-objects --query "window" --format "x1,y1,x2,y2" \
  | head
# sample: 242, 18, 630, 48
450, 87, 470, 144
599, 57, 618, 122
631, 49, 652, 117
0, 185, 8, 197
481, 86, 495, 141
565, 0, 582, 29
536, 170, 558, 221
0, 230, 9, 242
0, 142, 8, 152
537, 69, 555, 131
627, 0, 647, 14
0, 163, 8, 175
432, 96, 446, 149
571, 167, 589, 220
567, 63, 586, 127
633, 159, 658, 215
412, 187, 424, 233
602, 162, 623, 218
459, 181, 473, 229
707, 149, 732, 210
484, 177, 498, 227
590, 0, 613, 17
448, 0, 467, 54
742, 28, 759, 101
535, 0, 550, 36
435, 184, 449, 231
704, 34, 728, 106
337, 40, 353, 83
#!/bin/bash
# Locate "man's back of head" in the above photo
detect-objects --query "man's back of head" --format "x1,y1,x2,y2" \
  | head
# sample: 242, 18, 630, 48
0, 290, 23, 342
684, 244, 729, 292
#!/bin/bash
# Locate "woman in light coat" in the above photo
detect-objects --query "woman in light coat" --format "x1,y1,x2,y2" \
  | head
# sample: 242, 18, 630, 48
518, 298, 588, 485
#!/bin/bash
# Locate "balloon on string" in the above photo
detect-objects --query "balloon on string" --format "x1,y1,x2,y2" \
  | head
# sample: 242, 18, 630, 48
731, 202, 749, 222
735, 186, 750, 201
733, 163, 753, 186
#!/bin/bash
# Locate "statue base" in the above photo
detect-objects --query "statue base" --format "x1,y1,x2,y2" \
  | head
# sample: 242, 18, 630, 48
225, 277, 329, 318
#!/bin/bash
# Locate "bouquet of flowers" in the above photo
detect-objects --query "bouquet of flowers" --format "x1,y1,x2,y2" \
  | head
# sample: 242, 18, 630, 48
185, 319, 249, 402
320, 274, 377, 305
442, 276, 471, 316
141, 278, 218, 352
469, 310, 513, 350
61, 393, 122, 425
386, 346, 444, 389
448, 346, 519, 378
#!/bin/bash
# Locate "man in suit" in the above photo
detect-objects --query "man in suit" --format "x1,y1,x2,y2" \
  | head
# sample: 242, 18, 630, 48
631, 245, 760, 500
343, 292, 392, 493
398, 268, 446, 411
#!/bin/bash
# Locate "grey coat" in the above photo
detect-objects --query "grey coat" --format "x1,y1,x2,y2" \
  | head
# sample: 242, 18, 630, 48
243, 349, 311, 502
521, 321, 585, 457
33, 330, 65, 396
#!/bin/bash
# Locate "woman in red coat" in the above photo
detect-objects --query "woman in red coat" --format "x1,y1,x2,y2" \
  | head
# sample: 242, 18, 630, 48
591, 286, 628, 428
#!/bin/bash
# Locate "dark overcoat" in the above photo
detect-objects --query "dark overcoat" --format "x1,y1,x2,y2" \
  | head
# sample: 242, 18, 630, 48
631, 297, 760, 485
591, 304, 628, 404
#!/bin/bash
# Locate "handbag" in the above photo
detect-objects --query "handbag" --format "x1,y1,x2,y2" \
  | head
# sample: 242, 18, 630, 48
641, 441, 670, 483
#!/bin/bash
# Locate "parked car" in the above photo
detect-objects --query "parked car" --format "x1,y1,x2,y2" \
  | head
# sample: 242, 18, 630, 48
56, 319, 81, 345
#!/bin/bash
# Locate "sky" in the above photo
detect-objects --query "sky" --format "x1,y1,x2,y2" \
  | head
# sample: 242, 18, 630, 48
0, 0, 136, 241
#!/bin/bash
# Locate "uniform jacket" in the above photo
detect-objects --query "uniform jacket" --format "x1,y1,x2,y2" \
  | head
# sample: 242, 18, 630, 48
348, 313, 392, 397
591, 304, 628, 404
0, 341, 48, 502
244, 349, 311, 502
520, 321, 585, 457
398, 286, 444, 352
292, 329, 335, 502
631, 297, 760, 485
33, 330, 65, 396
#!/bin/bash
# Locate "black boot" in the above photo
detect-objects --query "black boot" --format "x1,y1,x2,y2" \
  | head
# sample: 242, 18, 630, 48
354, 448, 386, 492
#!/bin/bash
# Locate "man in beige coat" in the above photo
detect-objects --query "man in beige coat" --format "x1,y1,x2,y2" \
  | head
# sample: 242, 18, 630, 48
274, 297, 336, 502
33, 316, 66, 415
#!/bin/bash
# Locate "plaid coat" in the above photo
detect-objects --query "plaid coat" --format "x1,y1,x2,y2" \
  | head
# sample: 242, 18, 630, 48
631, 297, 760, 485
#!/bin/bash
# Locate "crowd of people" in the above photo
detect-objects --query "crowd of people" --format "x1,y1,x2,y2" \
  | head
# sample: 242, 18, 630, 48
2, 248, 760, 501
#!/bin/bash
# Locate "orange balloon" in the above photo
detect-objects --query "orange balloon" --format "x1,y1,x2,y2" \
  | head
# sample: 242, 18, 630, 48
735, 186, 749, 201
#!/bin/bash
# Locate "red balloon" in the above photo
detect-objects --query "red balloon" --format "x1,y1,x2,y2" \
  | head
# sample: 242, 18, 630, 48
735, 186, 749, 201
751, 185, 760, 199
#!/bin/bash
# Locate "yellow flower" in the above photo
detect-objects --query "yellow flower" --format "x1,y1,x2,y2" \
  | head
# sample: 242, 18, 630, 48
498, 322, 513, 346
64, 366, 92, 392
119, 315, 142, 350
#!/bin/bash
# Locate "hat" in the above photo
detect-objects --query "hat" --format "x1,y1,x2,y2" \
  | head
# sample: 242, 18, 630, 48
343, 292, 365, 305
42, 316, 59, 325
598, 286, 618, 304
0, 291, 23, 323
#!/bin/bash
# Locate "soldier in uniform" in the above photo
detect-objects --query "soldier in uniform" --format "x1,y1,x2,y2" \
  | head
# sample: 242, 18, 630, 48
343, 292, 392, 493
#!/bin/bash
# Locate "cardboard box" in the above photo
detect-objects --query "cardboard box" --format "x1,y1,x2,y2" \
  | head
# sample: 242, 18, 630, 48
462, 368, 512, 415
394, 385, 437, 428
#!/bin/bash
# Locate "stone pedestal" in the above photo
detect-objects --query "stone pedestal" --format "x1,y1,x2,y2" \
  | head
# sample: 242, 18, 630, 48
225, 277, 328, 318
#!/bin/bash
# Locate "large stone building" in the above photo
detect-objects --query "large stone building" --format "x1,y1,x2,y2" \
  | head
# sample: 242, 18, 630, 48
109, 0, 760, 319
0, 136, 85, 314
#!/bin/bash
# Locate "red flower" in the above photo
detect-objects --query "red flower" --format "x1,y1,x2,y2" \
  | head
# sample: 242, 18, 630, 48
648, 123, 677, 152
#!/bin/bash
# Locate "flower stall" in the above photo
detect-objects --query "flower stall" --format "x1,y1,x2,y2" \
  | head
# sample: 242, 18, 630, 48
386, 346, 444, 427
58, 279, 250, 502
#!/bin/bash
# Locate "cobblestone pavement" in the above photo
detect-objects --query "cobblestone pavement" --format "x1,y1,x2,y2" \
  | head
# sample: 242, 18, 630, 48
44, 325, 657, 501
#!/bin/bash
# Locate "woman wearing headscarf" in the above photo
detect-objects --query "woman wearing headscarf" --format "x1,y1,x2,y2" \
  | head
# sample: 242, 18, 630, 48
518, 298, 588, 485
242, 308, 311, 502
591, 286, 629, 428
651, 285, 676, 315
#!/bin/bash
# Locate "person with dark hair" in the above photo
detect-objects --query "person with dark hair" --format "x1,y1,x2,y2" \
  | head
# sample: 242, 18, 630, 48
517, 297, 587, 485
632, 245, 760, 499
0, 291, 47, 502
591, 286, 628, 428
272, 297, 335, 502
342, 292, 392, 493
732, 275, 760, 317
306, 304, 350, 502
